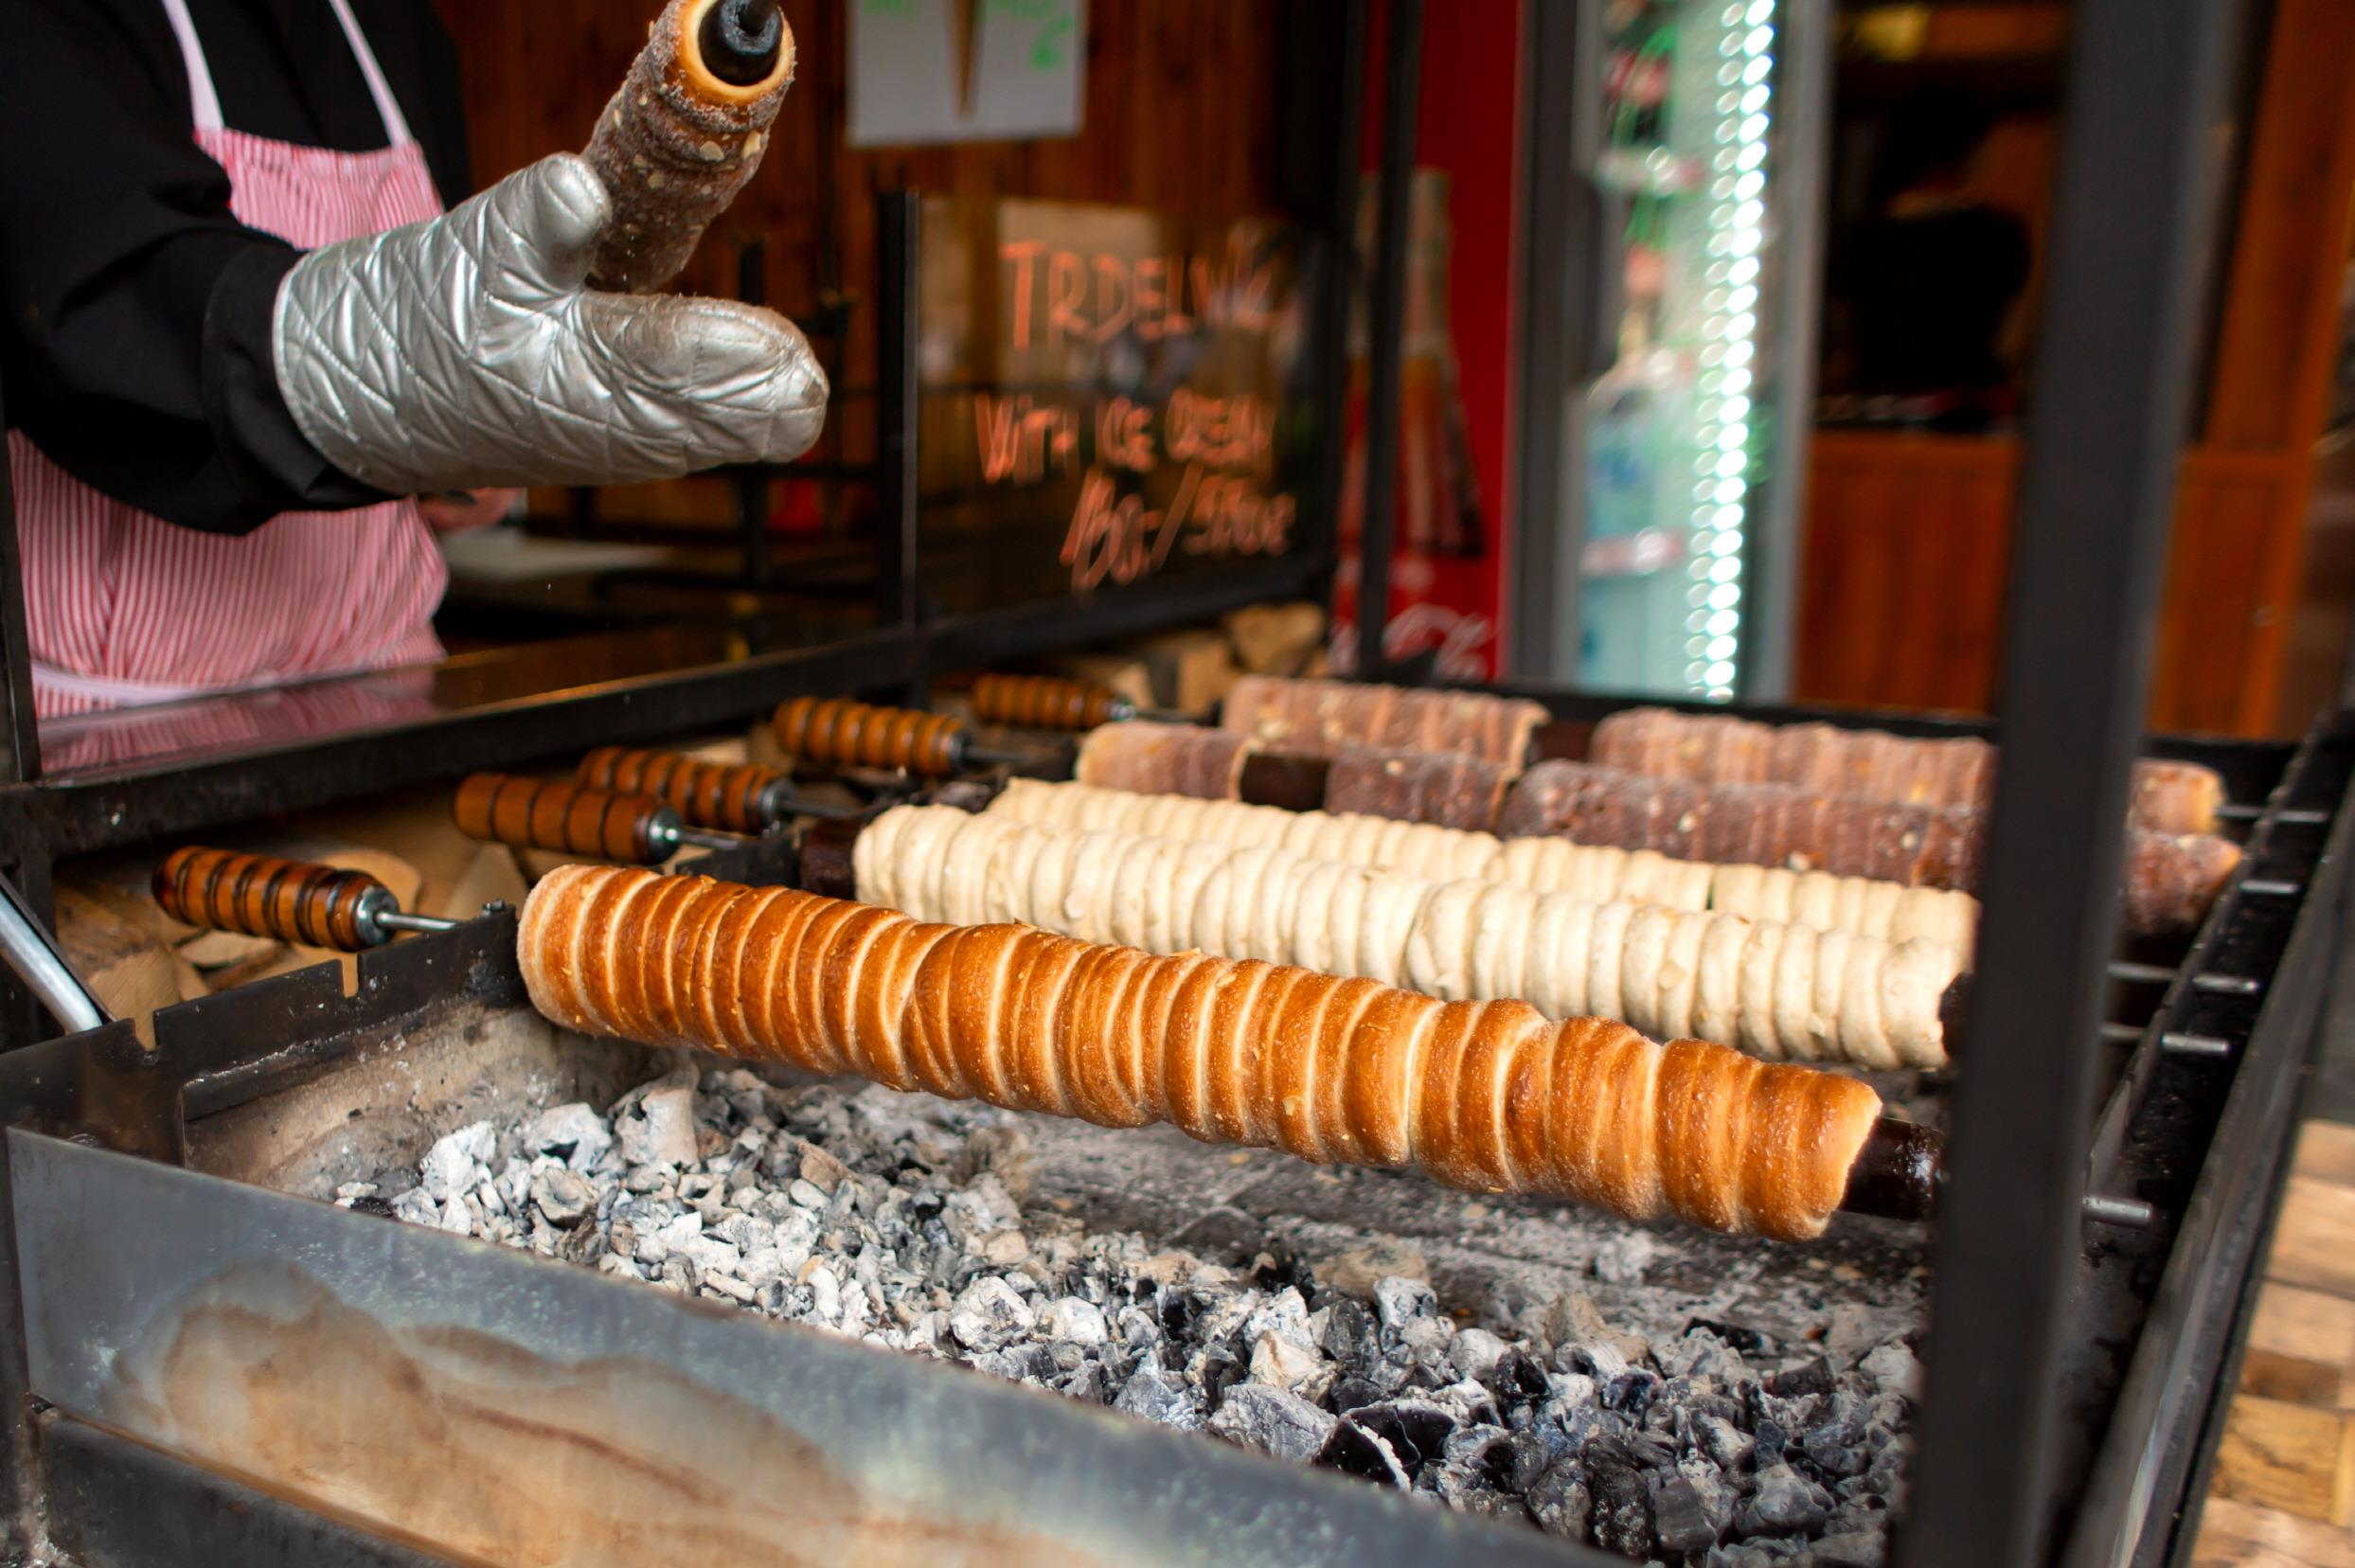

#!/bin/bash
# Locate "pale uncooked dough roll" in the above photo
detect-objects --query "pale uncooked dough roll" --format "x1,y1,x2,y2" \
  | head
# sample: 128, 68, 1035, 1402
992, 780, 1973, 957
870, 804, 1963, 1067
1405, 882, 1485, 1001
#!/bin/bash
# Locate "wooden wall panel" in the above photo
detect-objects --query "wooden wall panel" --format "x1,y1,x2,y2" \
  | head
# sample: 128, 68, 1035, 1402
1794, 433, 2019, 715
1796, 437, 2303, 733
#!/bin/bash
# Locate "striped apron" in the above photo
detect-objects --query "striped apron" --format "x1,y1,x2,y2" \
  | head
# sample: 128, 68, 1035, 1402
8, 0, 450, 716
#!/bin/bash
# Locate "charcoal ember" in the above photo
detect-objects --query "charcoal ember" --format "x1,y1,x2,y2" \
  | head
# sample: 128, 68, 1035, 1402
1445, 1327, 1512, 1384
1583, 1436, 1654, 1559
1195, 1341, 1249, 1407
1440, 1424, 1519, 1485
530, 1167, 596, 1227
1316, 1415, 1413, 1488
1208, 1384, 1337, 1463
1319, 1297, 1379, 1364
1526, 1460, 1592, 1541
1041, 1296, 1109, 1347
1799, 1392, 1869, 1479
1807, 1532, 1887, 1566
384, 1067, 1918, 1551
1350, 1400, 1459, 1473
1604, 1369, 1662, 1417
525, 1102, 613, 1171
1737, 1464, 1832, 1537
1115, 1363, 1201, 1430
1699, 1415, 1756, 1474
1651, 1474, 1720, 1556
1432, 1427, 1532, 1520
1684, 1319, 1774, 1355
1479, 1347, 1552, 1408
948, 1275, 1034, 1351
1427, 1379, 1505, 1432
1767, 1358, 1834, 1399
1375, 1275, 1440, 1336
1859, 1342, 1923, 1400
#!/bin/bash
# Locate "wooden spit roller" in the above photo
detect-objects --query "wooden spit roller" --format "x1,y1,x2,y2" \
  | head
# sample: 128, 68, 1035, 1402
153, 847, 457, 950
519, 863, 1947, 1238
453, 774, 750, 864
972, 674, 1133, 730
580, 0, 796, 294
576, 747, 846, 831
969, 673, 1190, 730
771, 697, 1029, 779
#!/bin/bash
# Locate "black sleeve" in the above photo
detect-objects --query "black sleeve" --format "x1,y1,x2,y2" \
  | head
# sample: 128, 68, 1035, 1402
412, 3, 476, 209
0, 0, 390, 535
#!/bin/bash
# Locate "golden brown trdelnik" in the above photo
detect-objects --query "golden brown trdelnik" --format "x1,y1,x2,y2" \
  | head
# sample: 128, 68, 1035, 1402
1499, 761, 2239, 935
1590, 707, 2225, 835
1220, 676, 1547, 767
518, 864, 1887, 1241
1075, 722, 1256, 800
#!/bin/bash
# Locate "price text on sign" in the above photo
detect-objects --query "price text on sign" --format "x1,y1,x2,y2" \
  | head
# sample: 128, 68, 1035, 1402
972, 236, 1298, 591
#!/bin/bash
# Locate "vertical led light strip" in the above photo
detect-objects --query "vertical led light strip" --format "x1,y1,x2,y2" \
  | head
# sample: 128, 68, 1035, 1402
1682, 0, 1775, 699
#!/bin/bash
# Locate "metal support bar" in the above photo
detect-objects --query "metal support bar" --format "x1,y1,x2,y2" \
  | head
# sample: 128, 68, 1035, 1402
1284, 0, 1368, 597
0, 381, 37, 788
876, 190, 921, 633
1903, 6, 2241, 1564
1353, 0, 1422, 681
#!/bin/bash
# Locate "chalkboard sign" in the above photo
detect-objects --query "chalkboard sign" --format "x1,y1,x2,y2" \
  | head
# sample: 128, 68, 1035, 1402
915, 197, 1322, 614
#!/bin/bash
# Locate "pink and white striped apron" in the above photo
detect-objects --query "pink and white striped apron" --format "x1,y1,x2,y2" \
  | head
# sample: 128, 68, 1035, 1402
8, 0, 449, 716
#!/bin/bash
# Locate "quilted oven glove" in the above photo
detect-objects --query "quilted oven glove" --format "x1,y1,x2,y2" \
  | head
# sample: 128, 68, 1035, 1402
272, 153, 827, 495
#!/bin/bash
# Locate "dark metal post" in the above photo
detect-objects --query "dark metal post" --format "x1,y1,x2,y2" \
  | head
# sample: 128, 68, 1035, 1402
876, 191, 922, 634
734, 241, 774, 589
0, 383, 38, 787
1283, 0, 1369, 597
1354, 0, 1421, 681
1900, 4, 2241, 1564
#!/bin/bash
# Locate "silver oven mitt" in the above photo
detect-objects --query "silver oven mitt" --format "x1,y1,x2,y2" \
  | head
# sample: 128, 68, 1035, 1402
272, 152, 827, 495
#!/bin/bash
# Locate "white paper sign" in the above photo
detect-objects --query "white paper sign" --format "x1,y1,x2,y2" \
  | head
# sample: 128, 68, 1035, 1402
849, 0, 1086, 148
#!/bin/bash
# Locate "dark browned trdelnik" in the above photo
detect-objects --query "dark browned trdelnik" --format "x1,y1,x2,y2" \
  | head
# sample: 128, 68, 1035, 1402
579, 0, 795, 294
773, 697, 968, 777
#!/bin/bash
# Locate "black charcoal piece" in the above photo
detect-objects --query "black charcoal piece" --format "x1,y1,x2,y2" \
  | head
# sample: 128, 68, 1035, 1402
1685, 1318, 1774, 1353
1767, 1358, 1834, 1399
1650, 1474, 1719, 1556
1583, 1437, 1654, 1559
1316, 1416, 1413, 1488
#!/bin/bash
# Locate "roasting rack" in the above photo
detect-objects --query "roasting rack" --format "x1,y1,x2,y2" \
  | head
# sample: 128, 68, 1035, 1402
0, 0, 2330, 1563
